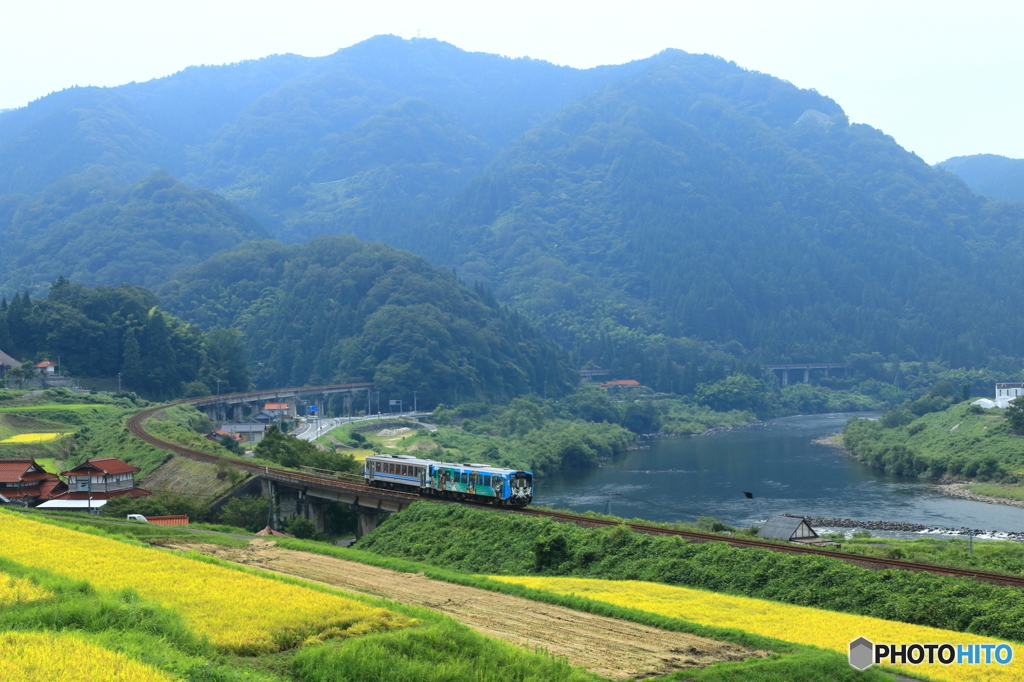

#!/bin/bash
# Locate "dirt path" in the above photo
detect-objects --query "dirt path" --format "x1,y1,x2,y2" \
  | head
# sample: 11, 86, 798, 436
168, 539, 762, 680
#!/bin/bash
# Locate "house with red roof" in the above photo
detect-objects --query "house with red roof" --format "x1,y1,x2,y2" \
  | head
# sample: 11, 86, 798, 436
599, 379, 642, 390
0, 459, 67, 505
263, 402, 293, 417
52, 457, 152, 501
33, 359, 58, 375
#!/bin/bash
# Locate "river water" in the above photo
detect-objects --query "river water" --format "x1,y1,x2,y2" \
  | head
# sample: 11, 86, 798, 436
534, 413, 1024, 537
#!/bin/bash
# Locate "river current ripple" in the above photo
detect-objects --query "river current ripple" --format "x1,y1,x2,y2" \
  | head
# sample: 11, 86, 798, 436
534, 413, 1024, 539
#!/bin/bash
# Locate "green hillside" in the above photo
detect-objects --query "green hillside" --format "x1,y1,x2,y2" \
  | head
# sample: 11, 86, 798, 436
159, 235, 576, 407
423, 53, 1024, 375
940, 153, 1024, 203
0, 170, 268, 297
843, 400, 1024, 482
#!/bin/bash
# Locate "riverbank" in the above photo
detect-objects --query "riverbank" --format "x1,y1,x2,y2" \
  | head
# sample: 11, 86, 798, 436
816, 427, 1024, 512
932, 482, 1024, 509
781, 513, 1024, 541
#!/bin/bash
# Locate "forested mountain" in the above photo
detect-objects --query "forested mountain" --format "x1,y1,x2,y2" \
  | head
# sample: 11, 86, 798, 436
939, 154, 1024, 203
0, 36, 645, 245
3, 36, 1024, 387
159, 236, 576, 406
423, 54, 1024, 370
1, 278, 249, 398
0, 170, 267, 297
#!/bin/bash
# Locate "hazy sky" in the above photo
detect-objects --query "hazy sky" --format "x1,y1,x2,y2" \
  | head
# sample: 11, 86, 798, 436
2, 0, 1021, 164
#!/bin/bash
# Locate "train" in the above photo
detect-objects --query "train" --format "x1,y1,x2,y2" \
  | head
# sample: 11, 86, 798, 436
363, 454, 533, 506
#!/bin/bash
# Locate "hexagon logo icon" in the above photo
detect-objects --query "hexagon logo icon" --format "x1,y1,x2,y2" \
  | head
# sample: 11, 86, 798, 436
849, 637, 874, 670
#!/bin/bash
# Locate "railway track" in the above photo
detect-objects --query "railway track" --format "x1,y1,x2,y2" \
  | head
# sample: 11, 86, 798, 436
129, 403, 1024, 589
125, 405, 419, 503
512, 509, 1024, 588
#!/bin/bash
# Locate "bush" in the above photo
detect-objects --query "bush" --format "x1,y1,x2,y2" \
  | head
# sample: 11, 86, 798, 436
217, 496, 271, 532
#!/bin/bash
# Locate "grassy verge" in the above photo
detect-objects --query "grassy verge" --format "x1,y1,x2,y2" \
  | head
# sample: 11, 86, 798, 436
964, 482, 1024, 502
355, 501, 1024, 643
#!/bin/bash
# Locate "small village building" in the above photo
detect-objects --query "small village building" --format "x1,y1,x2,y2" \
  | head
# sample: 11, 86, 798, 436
263, 402, 293, 417
219, 422, 267, 443
600, 379, 642, 390
142, 515, 190, 526
33, 359, 57, 375
36, 499, 108, 512
206, 428, 244, 443
0, 349, 20, 381
0, 459, 66, 505
53, 457, 151, 501
996, 383, 1024, 400
757, 515, 821, 543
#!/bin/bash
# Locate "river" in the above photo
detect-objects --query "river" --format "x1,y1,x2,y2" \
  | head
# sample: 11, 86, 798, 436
534, 413, 1024, 537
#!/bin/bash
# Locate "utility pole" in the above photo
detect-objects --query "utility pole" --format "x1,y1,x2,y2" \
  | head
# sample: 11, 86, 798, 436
117, 373, 122, 392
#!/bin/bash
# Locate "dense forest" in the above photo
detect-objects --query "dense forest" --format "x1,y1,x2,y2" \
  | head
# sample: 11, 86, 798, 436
159, 236, 577, 406
940, 154, 1024, 203
0, 278, 249, 398
0, 170, 267, 298
2, 36, 1024, 395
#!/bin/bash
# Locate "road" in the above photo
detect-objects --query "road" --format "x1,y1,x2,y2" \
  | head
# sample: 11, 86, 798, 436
291, 413, 437, 441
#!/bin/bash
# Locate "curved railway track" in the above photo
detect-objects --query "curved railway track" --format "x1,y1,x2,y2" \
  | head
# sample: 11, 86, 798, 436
126, 405, 419, 503
129, 403, 1024, 589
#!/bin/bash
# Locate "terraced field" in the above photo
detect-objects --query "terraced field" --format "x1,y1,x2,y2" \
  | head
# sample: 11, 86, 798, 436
167, 539, 763, 680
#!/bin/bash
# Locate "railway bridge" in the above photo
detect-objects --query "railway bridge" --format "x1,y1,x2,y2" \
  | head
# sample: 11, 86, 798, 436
761, 363, 847, 386
126, 399, 1024, 589
191, 382, 374, 422
127, 402, 415, 537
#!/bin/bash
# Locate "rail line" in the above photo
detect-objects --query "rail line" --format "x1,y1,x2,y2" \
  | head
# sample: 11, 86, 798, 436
511, 509, 1024, 588
128, 404, 1024, 589
126, 405, 419, 504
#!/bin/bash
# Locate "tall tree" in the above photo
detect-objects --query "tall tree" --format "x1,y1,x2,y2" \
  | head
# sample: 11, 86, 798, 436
122, 329, 143, 392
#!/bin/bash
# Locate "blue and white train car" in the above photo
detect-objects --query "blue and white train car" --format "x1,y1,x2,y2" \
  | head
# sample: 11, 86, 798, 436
363, 454, 432, 491
364, 454, 533, 506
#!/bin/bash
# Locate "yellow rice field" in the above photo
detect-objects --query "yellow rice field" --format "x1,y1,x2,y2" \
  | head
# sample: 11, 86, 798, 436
0, 572, 51, 605
0, 631, 177, 681
0, 513, 409, 654
490, 576, 1022, 682
0, 432, 68, 443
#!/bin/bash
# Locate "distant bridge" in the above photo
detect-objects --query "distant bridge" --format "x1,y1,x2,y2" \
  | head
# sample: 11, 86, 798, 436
761, 363, 847, 386
191, 382, 374, 422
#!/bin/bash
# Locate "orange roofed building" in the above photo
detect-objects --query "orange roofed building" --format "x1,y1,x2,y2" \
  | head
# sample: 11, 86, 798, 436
33, 359, 57, 375
600, 379, 642, 390
52, 457, 152, 501
0, 459, 67, 505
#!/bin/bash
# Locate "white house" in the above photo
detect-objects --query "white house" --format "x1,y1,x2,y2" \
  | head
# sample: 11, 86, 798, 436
996, 383, 1024, 400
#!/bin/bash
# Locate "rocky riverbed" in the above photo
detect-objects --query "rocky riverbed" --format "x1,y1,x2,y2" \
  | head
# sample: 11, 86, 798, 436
780, 513, 1024, 541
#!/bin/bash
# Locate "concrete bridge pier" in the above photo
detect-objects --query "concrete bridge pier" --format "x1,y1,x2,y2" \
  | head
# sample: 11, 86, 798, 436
233, 403, 243, 422
357, 509, 385, 538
